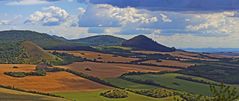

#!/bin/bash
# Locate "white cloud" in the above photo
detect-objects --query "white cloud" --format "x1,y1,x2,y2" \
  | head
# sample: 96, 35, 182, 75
0, 20, 10, 25
186, 11, 239, 34
26, 6, 71, 26
6, 0, 49, 6
160, 14, 172, 22
97, 4, 158, 25
79, 4, 158, 27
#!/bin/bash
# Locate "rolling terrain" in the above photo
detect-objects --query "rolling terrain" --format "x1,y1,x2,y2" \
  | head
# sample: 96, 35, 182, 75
0, 30, 95, 51
0, 30, 238, 101
0, 87, 67, 101
0, 41, 60, 64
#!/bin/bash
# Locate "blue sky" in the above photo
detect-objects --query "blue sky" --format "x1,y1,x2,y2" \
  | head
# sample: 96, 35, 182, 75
0, 0, 239, 48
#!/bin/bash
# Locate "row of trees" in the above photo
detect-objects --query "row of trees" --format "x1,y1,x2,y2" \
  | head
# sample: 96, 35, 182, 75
100, 89, 128, 98
128, 88, 175, 98
0, 85, 64, 99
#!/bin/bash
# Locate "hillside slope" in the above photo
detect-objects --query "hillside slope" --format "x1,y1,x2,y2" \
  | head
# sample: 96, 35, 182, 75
122, 35, 175, 52
0, 41, 61, 64
0, 30, 95, 51
71, 35, 126, 46
0, 87, 67, 101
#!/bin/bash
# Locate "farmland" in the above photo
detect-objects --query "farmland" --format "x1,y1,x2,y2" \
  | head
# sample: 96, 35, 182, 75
0, 88, 67, 101
59, 61, 178, 78
52, 50, 139, 63
0, 64, 109, 92
54, 90, 177, 101
0, 31, 238, 101
121, 73, 219, 95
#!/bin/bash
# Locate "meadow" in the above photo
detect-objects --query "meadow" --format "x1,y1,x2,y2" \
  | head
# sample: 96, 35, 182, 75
121, 73, 218, 95
54, 90, 177, 101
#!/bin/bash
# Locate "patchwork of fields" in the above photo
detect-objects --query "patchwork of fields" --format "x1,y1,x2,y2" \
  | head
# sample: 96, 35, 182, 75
0, 50, 239, 101
59, 62, 178, 78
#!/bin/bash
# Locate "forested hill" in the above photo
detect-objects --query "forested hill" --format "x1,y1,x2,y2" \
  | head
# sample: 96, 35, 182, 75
0, 41, 61, 64
71, 35, 126, 46
122, 35, 175, 52
0, 30, 96, 51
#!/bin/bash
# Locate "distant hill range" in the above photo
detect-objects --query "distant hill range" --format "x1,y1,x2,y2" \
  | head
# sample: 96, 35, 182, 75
0, 30, 96, 51
71, 35, 126, 46
122, 35, 175, 52
0, 41, 61, 64
0, 30, 176, 52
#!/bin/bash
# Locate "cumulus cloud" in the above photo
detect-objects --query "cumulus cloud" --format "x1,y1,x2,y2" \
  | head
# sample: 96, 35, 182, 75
25, 6, 71, 26
186, 11, 239, 34
0, 20, 10, 25
79, 4, 158, 27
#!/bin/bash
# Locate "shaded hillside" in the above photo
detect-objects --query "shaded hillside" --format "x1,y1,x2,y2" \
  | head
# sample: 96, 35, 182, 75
0, 41, 61, 64
122, 35, 175, 52
0, 30, 96, 51
21, 41, 62, 64
71, 35, 126, 46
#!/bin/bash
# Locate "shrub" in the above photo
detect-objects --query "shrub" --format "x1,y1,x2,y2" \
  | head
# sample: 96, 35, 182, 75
85, 68, 91, 71
13, 66, 18, 68
4, 72, 27, 77
100, 89, 128, 98
129, 89, 175, 98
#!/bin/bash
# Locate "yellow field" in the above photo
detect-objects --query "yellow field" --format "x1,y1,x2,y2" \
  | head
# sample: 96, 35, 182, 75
0, 64, 109, 92
51, 50, 139, 62
142, 60, 193, 68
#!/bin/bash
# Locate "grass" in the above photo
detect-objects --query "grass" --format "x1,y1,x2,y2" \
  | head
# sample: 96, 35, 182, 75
0, 88, 67, 101
105, 78, 158, 89
54, 90, 177, 101
123, 73, 215, 95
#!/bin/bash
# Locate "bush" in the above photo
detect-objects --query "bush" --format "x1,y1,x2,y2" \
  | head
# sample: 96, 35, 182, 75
100, 89, 128, 98
85, 68, 91, 71
129, 89, 175, 98
4, 72, 27, 77
13, 66, 18, 68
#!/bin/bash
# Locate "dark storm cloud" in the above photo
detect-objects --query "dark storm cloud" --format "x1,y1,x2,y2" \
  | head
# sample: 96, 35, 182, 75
77, 0, 239, 11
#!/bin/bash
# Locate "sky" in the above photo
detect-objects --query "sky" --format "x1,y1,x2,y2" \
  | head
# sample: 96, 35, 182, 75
0, 0, 239, 48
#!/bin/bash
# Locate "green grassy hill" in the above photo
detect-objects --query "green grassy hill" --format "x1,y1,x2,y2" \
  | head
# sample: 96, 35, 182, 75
0, 41, 61, 64
21, 41, 62, 64
0, 30, 95, 51
0, 87, 67, 101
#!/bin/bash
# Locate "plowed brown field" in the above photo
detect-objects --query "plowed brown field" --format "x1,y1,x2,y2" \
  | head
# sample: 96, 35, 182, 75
59, 62, 179, 79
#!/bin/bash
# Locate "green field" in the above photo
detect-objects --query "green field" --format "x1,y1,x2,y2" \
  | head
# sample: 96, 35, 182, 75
106, 78, 158, 89
55, 90, 177, 101
122, 73, 217, 95
0, 88, 67, 101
